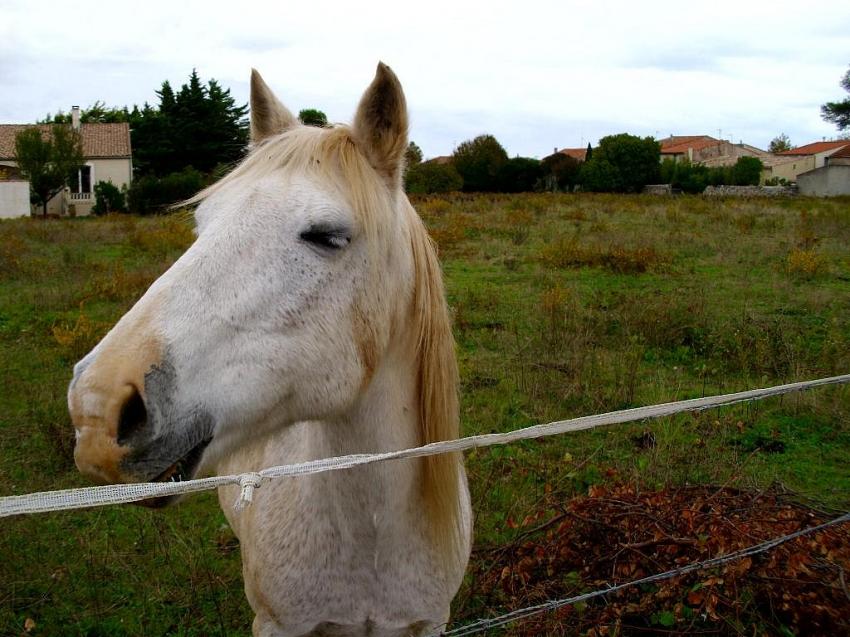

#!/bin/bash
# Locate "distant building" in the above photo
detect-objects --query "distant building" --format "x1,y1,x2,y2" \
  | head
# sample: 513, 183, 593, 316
762, 141, 850, 183
0, 106, 132, 216
795, 144, 850, 196
658, 135, 771, 167
551, 147, 588, 162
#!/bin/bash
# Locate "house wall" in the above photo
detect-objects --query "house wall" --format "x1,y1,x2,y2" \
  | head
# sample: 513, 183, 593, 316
67, 158, 132, 216
0, 180, 31, 218
813, 148, 841, 168
763, 156, 816, 183
797, 165, 850, 197
2, 157, 132, 216
91, 158, 132, 188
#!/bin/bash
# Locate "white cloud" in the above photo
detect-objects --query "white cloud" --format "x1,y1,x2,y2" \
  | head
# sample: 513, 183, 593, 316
1, 0, 849, 157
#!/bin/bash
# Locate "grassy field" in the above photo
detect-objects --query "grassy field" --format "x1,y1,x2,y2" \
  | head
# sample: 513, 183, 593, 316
1, 193, 849, 635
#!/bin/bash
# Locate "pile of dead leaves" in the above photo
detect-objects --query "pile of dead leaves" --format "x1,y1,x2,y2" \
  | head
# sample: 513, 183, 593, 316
462, 485, 850, 635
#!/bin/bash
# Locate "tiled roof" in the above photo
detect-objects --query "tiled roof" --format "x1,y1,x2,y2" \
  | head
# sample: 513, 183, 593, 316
0, 123, 131, 160
660, 136, 722, 154
831, 144, 850, 159
557, 148, 588, 161
426, 155, 453, 165
777, 141, 850, 156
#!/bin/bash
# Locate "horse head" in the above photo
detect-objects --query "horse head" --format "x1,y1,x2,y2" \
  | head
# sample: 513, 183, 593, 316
69, 63, 434, 490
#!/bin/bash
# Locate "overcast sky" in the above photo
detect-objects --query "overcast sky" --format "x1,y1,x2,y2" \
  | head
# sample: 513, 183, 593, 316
2, 0, 849, 158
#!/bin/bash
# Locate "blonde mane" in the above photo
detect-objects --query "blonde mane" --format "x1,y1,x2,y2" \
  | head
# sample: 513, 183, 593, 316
190, 124, 464, 564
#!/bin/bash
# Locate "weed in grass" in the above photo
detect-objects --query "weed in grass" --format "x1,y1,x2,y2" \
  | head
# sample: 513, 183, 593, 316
786, 248, 827, 279
90, 262, 156, 302
0, 232, 25, 276
735, 212, 758, 234
429, 213, 470, 252
52, 310, 107, 361
420, 197, 453, 216
505, 208, 533, 245
539, 235, 668, 273
129, 214, 195, 255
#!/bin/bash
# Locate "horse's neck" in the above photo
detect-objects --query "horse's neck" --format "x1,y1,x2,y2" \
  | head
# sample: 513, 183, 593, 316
310, 345, 421, 460
219, 339, 425, 530
217, 340, 467, 634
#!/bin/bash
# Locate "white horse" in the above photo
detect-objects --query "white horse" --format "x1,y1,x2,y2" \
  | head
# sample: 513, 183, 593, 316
67, 63, 471, 637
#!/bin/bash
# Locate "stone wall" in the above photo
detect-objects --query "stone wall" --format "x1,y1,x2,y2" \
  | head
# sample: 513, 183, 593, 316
702, 185, 796, 197
642, 184, 673, 195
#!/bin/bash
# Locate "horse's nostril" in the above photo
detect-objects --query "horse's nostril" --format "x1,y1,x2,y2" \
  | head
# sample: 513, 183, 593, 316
117, 388, 147, 446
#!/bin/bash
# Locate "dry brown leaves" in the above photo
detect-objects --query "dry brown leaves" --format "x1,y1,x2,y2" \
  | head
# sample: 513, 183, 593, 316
466, 485, 850, 636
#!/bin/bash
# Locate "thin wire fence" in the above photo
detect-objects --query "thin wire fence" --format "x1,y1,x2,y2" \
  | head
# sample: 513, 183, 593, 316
433, 510, 850, 636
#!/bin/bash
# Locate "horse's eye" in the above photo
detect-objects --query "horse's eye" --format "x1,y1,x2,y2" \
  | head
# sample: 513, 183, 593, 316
299, 228, 351, 251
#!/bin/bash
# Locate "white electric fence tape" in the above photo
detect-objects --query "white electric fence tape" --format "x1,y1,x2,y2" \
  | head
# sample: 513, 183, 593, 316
2, 373, 849, 518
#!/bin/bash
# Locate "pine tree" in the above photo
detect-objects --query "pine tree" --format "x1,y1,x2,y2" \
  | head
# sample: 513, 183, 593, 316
129, 71, 249, 176
821, 67, 850, 131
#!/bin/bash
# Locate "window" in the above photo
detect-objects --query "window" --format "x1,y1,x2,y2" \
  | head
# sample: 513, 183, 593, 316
70, 165, 92, 193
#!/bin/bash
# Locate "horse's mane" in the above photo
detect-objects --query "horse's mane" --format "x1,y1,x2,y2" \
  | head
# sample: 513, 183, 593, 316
188, 125, 465, 566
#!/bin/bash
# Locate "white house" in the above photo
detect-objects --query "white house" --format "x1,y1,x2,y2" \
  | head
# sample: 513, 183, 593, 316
0, 107, 133, 217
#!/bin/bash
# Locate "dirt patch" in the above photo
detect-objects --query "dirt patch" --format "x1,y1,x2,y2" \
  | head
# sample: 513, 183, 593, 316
460, 485, 850, 635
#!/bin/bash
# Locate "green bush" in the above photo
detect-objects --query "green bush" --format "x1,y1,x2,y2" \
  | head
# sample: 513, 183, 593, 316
660, 156, 766, 193
405, 161, 463, 194
298, 108, 328, 127
497, 157, 544, 193
731, 156, 764, 186
579, 133, 660, 193
453, 134, 509, 192
541, 153, 581, 191
92, 180, 127, 215
660, 158, 711, 194
127, 167, 206, 215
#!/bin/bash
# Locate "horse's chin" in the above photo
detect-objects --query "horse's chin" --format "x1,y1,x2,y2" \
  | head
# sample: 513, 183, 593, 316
134, 437, 212, 508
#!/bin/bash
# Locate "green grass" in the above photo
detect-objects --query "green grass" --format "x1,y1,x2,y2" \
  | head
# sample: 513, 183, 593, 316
1, 195, 850, 635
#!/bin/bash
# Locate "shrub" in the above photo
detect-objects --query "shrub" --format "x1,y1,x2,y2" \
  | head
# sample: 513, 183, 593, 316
659, 156, 766, 192
298, 108, 327, 127
127, 167, 206, 215
497, 157, 544, 193
541, 153, 581, 191
405, 161, 463, 194
731, 156, 764, 186
579, 134, 660, 193
660, 158, 710, 194
91, 180, 127, 215
453, 134, 508, 192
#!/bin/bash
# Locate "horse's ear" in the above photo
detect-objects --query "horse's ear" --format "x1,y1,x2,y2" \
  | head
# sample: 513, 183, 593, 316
352, 62, 408, 188
250, 69, 298, 143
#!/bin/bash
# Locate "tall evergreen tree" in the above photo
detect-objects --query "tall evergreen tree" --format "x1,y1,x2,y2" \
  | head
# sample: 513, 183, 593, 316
129, 71, 248, 176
